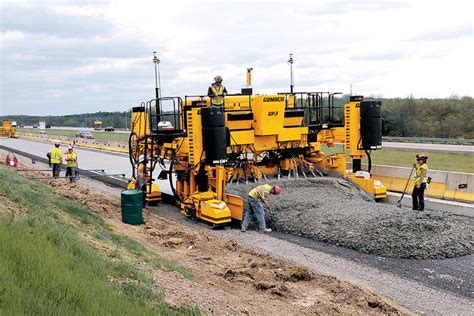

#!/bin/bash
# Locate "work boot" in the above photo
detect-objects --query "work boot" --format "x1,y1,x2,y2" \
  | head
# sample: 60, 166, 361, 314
259, 228, 272, 233
241, 227, 247, 232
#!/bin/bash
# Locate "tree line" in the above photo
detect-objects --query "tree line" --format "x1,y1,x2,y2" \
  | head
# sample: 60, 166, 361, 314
0, 111, 131, 129
1, 96, 472, 138
381, 96, 473, 138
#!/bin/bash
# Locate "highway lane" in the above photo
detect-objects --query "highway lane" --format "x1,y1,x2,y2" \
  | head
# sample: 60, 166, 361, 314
0, 137, 174, 195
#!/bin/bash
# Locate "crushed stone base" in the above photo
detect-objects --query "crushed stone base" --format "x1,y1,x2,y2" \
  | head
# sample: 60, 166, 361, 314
228, 178, 473, 259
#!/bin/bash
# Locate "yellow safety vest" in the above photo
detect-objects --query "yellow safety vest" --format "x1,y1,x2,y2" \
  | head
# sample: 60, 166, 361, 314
137, 163, 146, 187
249, 183, 272, 200
65, 151, 77, 167
210, 84, 225, 105
414, 163, 428, 184
51, 148, 62, 164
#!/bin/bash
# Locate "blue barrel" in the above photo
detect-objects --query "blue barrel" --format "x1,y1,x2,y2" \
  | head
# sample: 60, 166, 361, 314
121, 190, 143, 225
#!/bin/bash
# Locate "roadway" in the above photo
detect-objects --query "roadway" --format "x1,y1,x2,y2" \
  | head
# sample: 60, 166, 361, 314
0, 137, 173, 195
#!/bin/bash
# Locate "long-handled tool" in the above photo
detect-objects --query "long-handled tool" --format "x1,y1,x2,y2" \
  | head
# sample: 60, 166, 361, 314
397, 165, 415, 208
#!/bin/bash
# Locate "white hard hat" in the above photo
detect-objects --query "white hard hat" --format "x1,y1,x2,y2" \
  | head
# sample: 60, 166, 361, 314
138, 155, 145, 163
68, 145, 73, 150
214, 75, 223, 83
54, 140, 60, 146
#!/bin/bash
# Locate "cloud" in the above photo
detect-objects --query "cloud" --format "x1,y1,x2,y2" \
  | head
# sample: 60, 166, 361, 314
407, 24, 473, 42
302, 0, 411, 16
1, 0, 473, 115
351, 50, 409, 61
0, 2, 114, 38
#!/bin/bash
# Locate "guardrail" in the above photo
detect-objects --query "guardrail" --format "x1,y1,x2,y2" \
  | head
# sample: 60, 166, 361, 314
383, 136, 474, 146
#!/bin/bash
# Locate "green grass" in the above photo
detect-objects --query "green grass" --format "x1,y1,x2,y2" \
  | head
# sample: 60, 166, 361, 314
321, 145, 474, 173
17, 128, 129, 142
0, 166, 198, 315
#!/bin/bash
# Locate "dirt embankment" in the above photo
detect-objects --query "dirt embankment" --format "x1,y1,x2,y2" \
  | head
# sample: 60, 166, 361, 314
1, 158, 406, 315
228, 178, 473, 259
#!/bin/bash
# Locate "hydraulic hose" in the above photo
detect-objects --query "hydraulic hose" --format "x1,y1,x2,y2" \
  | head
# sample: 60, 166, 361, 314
128, 132, 136, 177
168, 158, 178, 199
365, 149, 372, 174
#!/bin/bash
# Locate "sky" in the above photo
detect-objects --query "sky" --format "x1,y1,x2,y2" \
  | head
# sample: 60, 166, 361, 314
0, 0, 473, 115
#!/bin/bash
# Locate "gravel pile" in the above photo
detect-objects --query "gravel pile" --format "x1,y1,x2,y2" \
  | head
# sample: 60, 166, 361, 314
228, 178, 473, 259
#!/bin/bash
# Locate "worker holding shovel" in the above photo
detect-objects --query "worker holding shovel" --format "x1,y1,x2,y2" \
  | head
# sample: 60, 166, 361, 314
412, 153, 429, 211
64, 145, 78, 182
241, 184, 282, 233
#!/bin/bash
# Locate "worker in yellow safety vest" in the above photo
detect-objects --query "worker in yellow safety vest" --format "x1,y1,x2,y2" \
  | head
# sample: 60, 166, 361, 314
50, 141, 63, 178
65, 145, 78, 182
137, 155, 147, 190
207, 75, 227, 106
241, 184, 282, 233
412, 153, 429, 211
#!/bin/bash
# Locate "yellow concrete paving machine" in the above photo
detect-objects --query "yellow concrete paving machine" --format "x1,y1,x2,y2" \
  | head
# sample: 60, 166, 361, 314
128, 76, 387, 226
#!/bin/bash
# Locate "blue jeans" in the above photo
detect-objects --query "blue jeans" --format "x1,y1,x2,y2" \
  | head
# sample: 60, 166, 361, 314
66, 166, 77, 182
241, 196, 267, 230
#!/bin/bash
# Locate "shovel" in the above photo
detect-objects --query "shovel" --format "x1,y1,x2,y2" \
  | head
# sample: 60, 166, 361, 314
397, 165, 415, 208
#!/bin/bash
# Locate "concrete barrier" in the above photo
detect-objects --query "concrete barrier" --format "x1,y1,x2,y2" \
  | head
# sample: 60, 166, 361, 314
367, 164, 474, 203
16, 133, 128, 154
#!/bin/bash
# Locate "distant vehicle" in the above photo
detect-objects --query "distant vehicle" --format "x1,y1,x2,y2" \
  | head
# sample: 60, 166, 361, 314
19, 125, 24, 128
75, 131, 94, 139
11, 121, 17, 127
158, 121, 174, 131
104, 126, 114, 132
33, 125, 38, 128
46, 124, 51, 128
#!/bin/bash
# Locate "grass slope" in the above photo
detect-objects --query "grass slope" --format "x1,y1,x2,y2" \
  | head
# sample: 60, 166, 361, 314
0, 166, 198, 315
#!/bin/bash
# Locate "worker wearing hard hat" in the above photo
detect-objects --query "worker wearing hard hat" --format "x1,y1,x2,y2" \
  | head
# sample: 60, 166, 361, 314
65, 145, 78, 182
241, 184, 282, 233
137, 154, 147, 189
50, 141, 63, 178
412, 153, 429, 211
207, 75, 228, 106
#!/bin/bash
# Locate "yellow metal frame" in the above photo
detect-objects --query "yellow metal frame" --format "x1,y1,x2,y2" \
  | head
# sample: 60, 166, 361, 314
129, 92, 388, 226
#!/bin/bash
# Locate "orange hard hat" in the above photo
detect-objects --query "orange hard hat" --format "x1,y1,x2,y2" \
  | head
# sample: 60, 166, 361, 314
273, 185, 282, 195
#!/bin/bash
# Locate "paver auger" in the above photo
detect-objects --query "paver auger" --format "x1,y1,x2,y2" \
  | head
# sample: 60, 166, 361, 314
128, 83, 387, 226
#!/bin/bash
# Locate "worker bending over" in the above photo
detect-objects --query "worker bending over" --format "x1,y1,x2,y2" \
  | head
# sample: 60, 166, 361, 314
241, 184, 282, 233
50, 142, 62, 178
65, 145, 78, 182
412, 153, 429, 211
137, 155, 147, 204
207, 75, 227, 106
